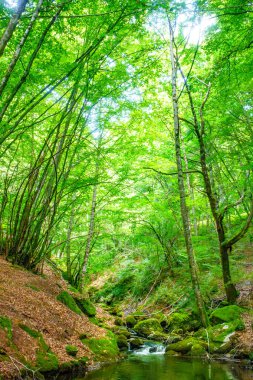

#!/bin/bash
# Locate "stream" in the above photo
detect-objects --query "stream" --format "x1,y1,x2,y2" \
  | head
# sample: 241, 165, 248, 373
83, 342, 253, 380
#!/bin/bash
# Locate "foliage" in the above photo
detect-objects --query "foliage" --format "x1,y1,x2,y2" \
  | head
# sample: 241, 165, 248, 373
0, 0, 252, 326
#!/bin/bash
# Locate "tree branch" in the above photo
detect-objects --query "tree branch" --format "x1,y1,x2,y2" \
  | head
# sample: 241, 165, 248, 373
143, 167, 203, 176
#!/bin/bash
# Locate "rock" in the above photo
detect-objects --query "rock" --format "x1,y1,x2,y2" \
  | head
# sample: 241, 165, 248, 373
112, 326, 131, 338
191, 343, 206, 356
65, 345, 78, 357
166, 312, 192, 333
210, 305, 245, 325
125, 315, 137, 328
165, 350, 180, 356
56, 291, 82, 315
81, 332, 119, 360
114, 317, 125, 326
74, 297, 96, 317
195, 319, 245, 355
116, 335, 128, 350
165, 337, 206, 354
129, 337, 143, 349
166, 334, 182, 344
133, 318, 163, 338
148, 331, 169, 342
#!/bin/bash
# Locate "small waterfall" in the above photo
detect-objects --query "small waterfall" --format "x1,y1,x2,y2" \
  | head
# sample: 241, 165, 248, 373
132, 342, 166, 355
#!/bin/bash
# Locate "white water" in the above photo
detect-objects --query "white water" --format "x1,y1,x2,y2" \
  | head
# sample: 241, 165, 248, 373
132, 342, 166, 356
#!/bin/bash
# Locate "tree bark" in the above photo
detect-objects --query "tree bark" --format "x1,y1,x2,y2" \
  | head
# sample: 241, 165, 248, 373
0, 0, 44, 97
168, 20, 208, 327
0, 0, 29, 56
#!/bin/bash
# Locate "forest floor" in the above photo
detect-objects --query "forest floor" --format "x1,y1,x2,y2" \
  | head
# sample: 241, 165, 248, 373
0, 257, 113, 379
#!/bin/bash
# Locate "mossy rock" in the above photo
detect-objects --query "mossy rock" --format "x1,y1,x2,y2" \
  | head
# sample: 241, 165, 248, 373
112, 326, 131, 338
148, 331, 169, 342
166, 334, 182, 344
125, 315, 136, 328
81, 332, 119, 360
116, 335, 128, 350
66, 345, 78, 357
210, 305, 245, 324
36, 350, 59, 372
167, 312, 192, 333
166, 338, 206, 354
132, 311, 147, 321
133, 318, 162, 338
57, 291, 82, 315
109, 306, 122, 316
129, 337, 143, 349
114, 317, 125, 326
165, 350, 180, 356
209, 319, 244, 343
191, 343, 206, 356
0, 316, 12, 341
74, 297, 96, 317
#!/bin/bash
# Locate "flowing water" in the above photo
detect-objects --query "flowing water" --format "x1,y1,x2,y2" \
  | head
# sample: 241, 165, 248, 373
83, 342, 253, 380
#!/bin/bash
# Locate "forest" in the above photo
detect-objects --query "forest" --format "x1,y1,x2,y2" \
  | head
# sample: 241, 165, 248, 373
0, 0, 252, 379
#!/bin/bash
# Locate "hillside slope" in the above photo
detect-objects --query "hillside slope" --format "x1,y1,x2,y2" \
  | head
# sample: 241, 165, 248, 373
0, 257, 114, 379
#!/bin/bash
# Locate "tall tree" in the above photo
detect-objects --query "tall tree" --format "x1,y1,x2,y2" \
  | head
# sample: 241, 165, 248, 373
168, 18, 208, 327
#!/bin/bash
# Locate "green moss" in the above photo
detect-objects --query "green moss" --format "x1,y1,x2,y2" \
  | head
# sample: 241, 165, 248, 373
68, 285, 79, 293
66, 345, 78, 357
209, 319, 244, 343
129, 337, 143, 349
133, 318, 162, 338
79, 332, 88, 340
26, 284, 40, 291
210, 305, 245, 324
148, 331, 169, 342
166, 338, 206, 354
74, 297, 96, 317
36, 350, 59, 372
0, 353, 9, 362
113, 326, 131, 338
125, 315, 136, 327
167, 312, 192, 333
19, 324, 40, 338
191, 344, 206, 356
114, 317, 124, 326
0, 316, 12, 340
116, 335, 128, 350
81, 333, 119, 360
56, 291, 82, 315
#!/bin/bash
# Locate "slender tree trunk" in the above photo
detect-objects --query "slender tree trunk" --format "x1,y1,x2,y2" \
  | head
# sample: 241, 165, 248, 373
168, 20, 208, 327
0, 0, 29, 56
0, 0, 44, 97
198, 133, 238, 303
0, 4, 63, 121
184, 150, 198, 235
66, 204, 75, 280
79, 174, 98, 291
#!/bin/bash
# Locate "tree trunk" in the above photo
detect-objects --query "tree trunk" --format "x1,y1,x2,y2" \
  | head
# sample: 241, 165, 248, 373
0, 0, 29, 56
79, 177, 98, 291
0, 0, 44, 97
220, 243, 238, 303
66, 204, 75, 280
168, 20, 208, 327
